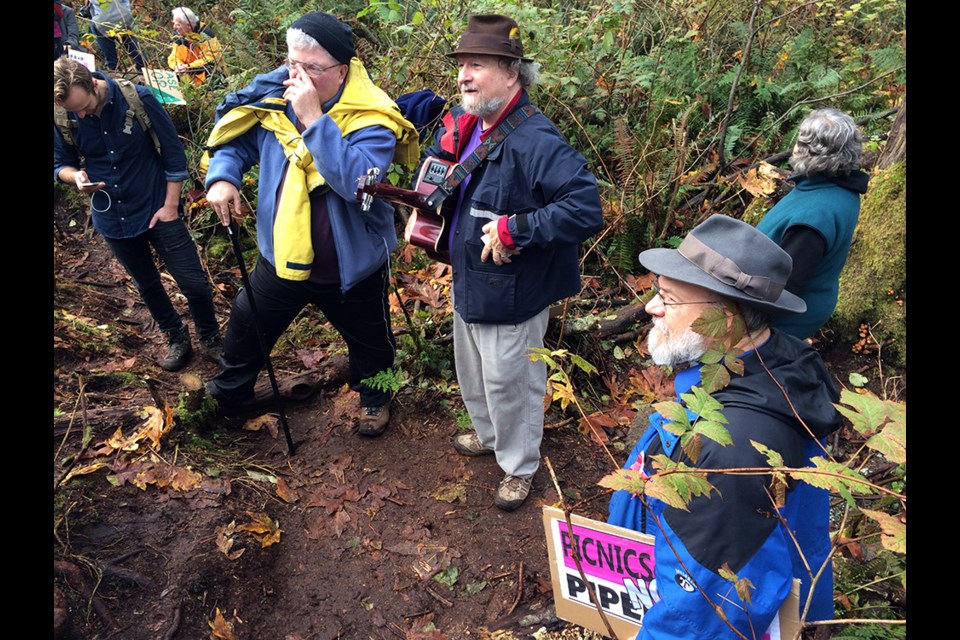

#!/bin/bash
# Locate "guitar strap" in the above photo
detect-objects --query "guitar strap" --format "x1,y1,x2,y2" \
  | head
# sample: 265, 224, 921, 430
423, 104, 540, 209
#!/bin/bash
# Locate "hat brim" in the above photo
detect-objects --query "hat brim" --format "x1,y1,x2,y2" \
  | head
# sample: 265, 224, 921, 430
446, 47, 532, 62
638, 248, 806, 316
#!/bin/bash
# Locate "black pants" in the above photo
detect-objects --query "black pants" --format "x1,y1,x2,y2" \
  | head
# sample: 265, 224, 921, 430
105, 219, 219, 340
208, 257, 395, 407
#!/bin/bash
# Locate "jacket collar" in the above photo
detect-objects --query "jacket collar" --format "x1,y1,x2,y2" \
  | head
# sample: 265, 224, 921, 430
440, 89, 529, 156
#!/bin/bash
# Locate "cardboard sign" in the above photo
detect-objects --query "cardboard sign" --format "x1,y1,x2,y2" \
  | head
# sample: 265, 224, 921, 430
67, 47, 96, 72
140, 68, 186, 106
542, 507, 801, 640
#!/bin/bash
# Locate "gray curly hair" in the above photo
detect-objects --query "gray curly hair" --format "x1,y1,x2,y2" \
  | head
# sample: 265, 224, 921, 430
789, 108, 863, 177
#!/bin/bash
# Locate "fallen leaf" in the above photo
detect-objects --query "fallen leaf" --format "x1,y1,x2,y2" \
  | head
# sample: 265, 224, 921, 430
276, 477, 299, 503
243, 414, 279, 439
237, 511, 283, 547
431, 483, 467, 504
578, 412, 614, 444
333, 509, 352, 538
738, 161, 787, 196
295, 348, 326, 369
61, 461, 106, 484
208, 608, 239, 640
215, 522, 245, 560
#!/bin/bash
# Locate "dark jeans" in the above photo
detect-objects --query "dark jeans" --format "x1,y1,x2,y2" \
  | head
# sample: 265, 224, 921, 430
208, 257, 395, 408
91, 23, 145, 71
105, 219, 219, 340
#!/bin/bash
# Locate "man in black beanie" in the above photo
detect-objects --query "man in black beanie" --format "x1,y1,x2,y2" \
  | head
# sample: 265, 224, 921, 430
203, 12, 418, 436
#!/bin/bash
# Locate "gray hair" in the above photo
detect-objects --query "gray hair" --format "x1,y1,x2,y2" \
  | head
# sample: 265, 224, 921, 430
171, 7, 199, 30
287, 28, 324, 53
499, 58, 541, 90
789, 108, 863, 177
734, 302, 772, 334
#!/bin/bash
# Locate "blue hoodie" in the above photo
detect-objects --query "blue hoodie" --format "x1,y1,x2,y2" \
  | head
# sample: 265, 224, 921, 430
608, 330, 841, 639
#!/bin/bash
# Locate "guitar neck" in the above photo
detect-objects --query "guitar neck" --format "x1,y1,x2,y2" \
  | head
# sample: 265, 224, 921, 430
358, 183, 431, 211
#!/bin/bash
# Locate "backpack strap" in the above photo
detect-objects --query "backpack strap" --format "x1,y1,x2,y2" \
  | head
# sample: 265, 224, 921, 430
116, 79, 163, 157
54, 103, 84, 166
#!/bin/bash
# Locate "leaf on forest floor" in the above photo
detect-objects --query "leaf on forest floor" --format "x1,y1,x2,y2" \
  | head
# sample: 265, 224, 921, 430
215, 521, 245, 560
333, 508, 352, 538
433, 565, 459, 589
295, 348, 326, 369
578, 411, 616, 444
432, 482, 467, 504
242, 414, 279, 438
276, 476, 299, 503
237, 511, 282, 547
630, 365, 674, 403
208, 607, 240, 640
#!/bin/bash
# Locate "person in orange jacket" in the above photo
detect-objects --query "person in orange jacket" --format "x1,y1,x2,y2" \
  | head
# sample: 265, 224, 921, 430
167, 6, 223, 87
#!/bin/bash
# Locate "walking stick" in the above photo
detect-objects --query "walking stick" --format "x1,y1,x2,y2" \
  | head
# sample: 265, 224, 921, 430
226, 219, 296, 456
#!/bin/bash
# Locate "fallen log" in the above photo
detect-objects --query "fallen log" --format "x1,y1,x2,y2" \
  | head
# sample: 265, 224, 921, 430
53, 355, 351, 432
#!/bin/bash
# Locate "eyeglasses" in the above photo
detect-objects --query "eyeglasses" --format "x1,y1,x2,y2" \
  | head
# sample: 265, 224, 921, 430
648, 277, 719, 307
285, 57, 343, 78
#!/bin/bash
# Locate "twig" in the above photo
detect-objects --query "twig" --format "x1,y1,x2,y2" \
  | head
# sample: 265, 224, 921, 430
402, 610, 433, 620
162, 604, 182, 640
717, 0, 763, 169
506, 561, 524, 616
54, 379, 93, 492
544, 457, 620, 640
424, 586, 453, 607
808, 619, 906, 627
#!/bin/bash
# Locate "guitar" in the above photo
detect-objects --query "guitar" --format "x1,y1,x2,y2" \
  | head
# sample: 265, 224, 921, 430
355, 157, 458, 264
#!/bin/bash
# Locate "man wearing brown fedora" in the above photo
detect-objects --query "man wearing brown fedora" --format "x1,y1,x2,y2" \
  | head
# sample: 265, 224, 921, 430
420, 14, 603, 510
607, 215, 840, 638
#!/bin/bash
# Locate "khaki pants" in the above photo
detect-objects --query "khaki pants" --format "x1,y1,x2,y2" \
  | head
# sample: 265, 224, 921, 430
453, 307, 549, 477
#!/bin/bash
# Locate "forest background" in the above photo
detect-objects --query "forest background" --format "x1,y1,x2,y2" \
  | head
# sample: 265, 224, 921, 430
53, 1, 907, 639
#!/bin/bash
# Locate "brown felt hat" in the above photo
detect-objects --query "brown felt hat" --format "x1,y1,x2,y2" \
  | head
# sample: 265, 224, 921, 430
447, 14, 531, 62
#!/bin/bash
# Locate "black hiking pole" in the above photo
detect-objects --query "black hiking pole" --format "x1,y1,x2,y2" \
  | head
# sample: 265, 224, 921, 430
226, 219, 296, 456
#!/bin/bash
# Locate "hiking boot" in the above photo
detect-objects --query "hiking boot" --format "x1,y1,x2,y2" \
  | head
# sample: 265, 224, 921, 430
160, 326, 193, 371
453, 432, 494, 457
358, 401, 391, 437
205, 381, 256, 416
494, 474, 534, 512
200, 333, 224, 364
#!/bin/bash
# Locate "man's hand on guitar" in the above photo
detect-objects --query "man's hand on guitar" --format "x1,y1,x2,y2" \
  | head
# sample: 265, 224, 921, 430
480, 221, 520, 266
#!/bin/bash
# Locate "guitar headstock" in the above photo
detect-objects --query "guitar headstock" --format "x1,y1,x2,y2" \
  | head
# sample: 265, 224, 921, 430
355, 167, 381, 211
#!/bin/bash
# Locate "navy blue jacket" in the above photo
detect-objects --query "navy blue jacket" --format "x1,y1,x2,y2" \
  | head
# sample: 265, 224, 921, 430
54, 73, 189, 239
421, 92, 603, 324
608, 330, 841, 639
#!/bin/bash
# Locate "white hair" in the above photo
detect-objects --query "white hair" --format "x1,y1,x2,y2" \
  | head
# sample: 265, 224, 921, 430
172, 7, 199, 30
286, 28, 324, 52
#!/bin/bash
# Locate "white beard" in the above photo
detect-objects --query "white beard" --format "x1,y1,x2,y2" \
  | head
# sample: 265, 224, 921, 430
462, 94, 506, 119
647, 318, 709, 367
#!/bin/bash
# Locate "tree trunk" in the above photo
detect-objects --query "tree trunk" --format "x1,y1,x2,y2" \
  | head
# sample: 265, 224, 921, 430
876, 95, 906, 170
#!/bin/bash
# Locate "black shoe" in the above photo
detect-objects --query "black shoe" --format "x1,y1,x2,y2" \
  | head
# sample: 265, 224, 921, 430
204, 381, 256, 416
161, 326, 193, 371
200, 333, 224, 364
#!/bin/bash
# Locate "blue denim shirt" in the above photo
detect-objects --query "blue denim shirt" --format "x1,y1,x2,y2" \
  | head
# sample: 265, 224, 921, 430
53, 73, 189, 239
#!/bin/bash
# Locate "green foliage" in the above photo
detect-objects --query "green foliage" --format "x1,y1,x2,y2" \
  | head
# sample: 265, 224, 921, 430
361, 367, 407, 394
433, 565, 459, 589
833, 161, 907, 368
